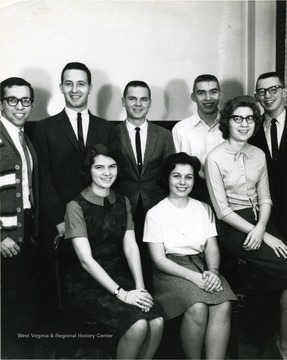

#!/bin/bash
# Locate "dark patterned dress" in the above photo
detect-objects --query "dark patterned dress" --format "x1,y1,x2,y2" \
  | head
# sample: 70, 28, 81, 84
63, 187, 162, 338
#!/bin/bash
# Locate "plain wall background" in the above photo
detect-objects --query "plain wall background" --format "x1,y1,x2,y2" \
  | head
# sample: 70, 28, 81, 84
0, 0, 278, 121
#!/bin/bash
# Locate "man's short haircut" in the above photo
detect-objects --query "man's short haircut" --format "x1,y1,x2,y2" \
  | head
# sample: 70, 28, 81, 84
123, 80, 151, 98
61, 62, 92, 85
1, 77, 34, 100
193, 74, 220, 93
256, 71, 285, 89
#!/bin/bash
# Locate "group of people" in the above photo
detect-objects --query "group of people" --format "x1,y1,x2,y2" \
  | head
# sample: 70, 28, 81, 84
0, 62, 286, 359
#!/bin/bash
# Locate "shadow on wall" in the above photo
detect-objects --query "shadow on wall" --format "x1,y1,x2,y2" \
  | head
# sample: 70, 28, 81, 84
97, 84, 123, 121
220, 79, 244, 108
21, 67, 53, 121
164, 79, 195, 121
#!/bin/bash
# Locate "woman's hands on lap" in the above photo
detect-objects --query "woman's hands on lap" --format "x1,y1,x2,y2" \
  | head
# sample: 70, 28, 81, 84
203, 271, 223, 293
190, 271, 223, 293
242, 223, 265, 251
263, 233, 287, 258
117, 288, 154, 312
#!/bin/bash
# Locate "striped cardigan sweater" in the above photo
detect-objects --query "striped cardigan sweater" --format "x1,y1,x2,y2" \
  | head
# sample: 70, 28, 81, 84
0, 122, 38, 244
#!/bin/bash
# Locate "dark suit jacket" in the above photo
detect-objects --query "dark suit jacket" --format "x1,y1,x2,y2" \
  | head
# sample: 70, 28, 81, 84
249, 109, 287, 236
116, 121, 175, 214
33, 109, 118, 228
0, 121, 39, 243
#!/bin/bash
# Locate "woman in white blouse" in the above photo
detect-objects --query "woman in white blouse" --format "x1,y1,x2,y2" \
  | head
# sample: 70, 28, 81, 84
205, 95, 287, 359
143, 152, 236, 359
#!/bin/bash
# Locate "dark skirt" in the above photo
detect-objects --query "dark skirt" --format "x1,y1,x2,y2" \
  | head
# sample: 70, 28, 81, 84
153, 253, 237, 320
216, 208, 287, 290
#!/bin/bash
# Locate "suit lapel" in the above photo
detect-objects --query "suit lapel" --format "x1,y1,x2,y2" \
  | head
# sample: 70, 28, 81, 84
117, 122, 139, 172
57, 110, 80, 153
86, 112, 98, 149
260, 115, 272, 161
279, 108, 287, 152
142, 122, 158, 176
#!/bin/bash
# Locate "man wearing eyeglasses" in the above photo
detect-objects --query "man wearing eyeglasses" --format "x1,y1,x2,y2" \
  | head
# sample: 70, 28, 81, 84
0, 77, 39, 358
251, 71, 287, 238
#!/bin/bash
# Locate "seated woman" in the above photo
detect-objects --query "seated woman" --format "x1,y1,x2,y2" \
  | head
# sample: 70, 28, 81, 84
205, 95, 287, 359
63, 143, 164, 359
143, 152, 236, 359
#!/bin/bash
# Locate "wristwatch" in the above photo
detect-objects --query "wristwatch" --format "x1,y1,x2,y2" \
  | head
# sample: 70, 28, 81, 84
113, 286, 121, 296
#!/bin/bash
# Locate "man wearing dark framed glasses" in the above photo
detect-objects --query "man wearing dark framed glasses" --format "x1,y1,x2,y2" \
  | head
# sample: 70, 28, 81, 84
250, 71, 287, 238
0, 77, 40, 358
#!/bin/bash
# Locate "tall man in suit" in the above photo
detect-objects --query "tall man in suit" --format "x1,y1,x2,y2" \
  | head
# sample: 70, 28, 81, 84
0, 77, 39, 358
252, 72, 287, 238
33, 62, 117, 309
116, 80, 175, 285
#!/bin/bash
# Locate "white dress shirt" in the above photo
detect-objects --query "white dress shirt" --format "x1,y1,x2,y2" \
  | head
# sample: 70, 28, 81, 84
125, 119, 148, 163
172, 111, 224, 178
65, 107, 89, 146
263, 108, 286, 157
1, 116, 33, 209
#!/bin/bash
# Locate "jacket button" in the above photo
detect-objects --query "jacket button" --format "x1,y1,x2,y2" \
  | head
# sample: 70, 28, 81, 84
18, 237, 23, 243
17, 222, 22, 228
16, 193, 21, 197
17, 207, 22, 213
15, 165, 20, 170
16, 178, 20, 184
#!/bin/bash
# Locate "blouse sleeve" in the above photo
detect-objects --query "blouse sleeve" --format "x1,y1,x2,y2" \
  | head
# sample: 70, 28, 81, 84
205, 154, 234, 220
64, 201, 88, 239
124, 196, 135, 231
256, 157, 273, 206
143, 208, 164, 243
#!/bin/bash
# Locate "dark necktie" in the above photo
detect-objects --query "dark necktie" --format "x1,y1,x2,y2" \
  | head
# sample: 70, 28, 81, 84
271, 118, 279, 160
19, 131, 34, 207
77, 112, 85, 157
135, 127, 143, 174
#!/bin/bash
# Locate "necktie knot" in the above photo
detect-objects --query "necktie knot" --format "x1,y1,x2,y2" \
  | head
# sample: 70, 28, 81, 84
19, 130, 25, 145
271, 118, 277, 126
135, 127, 141, 133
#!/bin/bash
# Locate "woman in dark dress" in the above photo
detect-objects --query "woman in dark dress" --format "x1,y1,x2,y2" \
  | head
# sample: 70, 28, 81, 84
205, 95, 287, 359
63, 143, 164, 359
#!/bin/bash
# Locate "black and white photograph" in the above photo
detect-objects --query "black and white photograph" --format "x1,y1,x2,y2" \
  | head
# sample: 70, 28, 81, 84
0, 0, 287, 359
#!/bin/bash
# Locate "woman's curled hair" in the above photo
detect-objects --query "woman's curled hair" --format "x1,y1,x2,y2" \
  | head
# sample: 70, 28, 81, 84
219, 95, 262, 139
161, 152, 201, 193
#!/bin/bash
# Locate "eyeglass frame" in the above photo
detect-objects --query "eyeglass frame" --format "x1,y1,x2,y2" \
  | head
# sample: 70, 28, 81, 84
1, 97, 34, 107
255, 85, 283, 97
229, 115, 255, 124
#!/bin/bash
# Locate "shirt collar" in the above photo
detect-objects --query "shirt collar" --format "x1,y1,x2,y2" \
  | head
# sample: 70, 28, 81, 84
1, 116, 24, 136
193, 110, 220, 128
80, 187, 116, 206
225, 141, 251, 162
65, 107, 89, 119
264, 108, 286, 128
125, 119, 148, 132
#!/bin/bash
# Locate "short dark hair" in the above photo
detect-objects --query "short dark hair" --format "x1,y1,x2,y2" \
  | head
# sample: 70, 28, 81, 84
219, 95, 262, 139
123, 81, 151, 98
83, 143, 119, 186
193, 74, 220, 93
1, 77, 34, 100
61, 62, 92, 85
161, 152, 201, 194
256, 71, 285, 89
